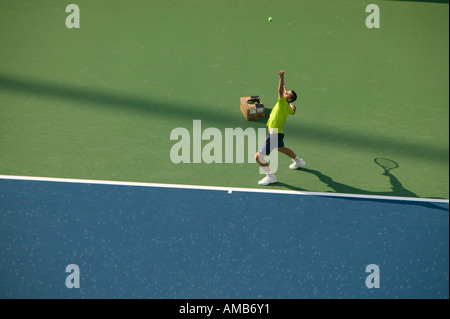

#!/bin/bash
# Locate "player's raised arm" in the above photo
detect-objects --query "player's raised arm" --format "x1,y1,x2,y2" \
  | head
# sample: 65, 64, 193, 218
277, 70, 285, 100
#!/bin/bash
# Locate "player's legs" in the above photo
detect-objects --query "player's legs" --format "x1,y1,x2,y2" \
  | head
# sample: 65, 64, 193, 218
255, 152, 270, 173
277, 146, 296, 159
255, 152, 267, 164
255, 135, 278, 185
255, 151, 277, 185
277, 146, 306, 169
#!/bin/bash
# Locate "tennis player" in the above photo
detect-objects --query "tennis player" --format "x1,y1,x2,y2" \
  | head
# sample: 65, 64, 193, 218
255, 70, 305, 186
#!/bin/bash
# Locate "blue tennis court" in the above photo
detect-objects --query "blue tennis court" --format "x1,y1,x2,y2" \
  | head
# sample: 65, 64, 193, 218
0, 176, 448, 299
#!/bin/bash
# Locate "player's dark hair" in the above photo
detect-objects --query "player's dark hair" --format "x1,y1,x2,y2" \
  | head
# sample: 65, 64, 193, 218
290, 90, 298, 103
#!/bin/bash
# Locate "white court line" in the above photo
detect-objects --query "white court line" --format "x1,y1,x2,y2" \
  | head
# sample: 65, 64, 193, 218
0, 174, 448, 204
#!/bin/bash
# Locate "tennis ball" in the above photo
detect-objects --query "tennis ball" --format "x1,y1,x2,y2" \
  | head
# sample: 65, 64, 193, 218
268, 17, 273, 22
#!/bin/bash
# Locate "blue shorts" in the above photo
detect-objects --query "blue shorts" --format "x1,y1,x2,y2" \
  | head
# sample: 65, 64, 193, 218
258, 133, 285, 156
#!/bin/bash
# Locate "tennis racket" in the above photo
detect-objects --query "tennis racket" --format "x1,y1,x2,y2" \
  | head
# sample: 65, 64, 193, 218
374, 158, 399, 173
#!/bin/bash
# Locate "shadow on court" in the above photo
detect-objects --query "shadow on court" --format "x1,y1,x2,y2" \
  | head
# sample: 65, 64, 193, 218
299, 167, 419, 198
0, 73, 447, 165
278, 165, 419, 197
280, 157, 447, 204
278, 160, 448, 211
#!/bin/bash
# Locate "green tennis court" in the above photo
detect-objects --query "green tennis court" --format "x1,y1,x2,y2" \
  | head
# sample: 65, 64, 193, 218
0, 0, 448, 200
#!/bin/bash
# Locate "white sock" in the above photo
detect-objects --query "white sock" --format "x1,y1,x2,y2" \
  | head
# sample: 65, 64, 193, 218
294, 156, 301, 162
261, 165, 271, 175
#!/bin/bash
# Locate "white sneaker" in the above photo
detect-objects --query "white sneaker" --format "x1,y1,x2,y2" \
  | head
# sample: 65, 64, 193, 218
258, 174, 277, 186
289, 158, 306, 169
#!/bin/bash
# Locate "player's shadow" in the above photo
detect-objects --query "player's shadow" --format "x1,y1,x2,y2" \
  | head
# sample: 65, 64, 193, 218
283, 158, 448, 211
298, 167, 418, 198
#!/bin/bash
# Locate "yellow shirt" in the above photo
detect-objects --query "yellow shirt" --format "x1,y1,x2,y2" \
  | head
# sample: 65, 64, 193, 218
266, 96, 294, 133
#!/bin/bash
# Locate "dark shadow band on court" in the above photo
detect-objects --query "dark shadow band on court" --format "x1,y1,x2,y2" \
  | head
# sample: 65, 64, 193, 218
0, 73, 447, 165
